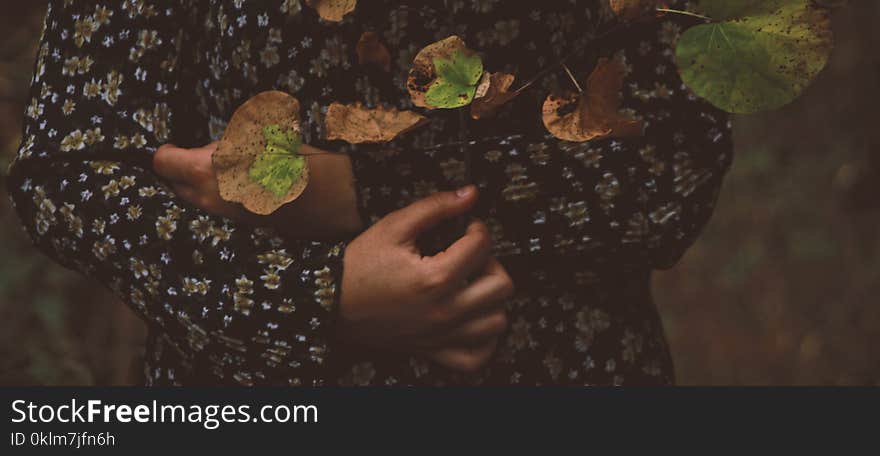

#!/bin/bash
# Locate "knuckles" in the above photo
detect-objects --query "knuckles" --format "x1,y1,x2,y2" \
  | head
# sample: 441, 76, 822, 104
455, 344, 497, 373
188, 161, 215, 186
427, 304, 453, 326
153, 145, 215, 187
489, 311, 509, 335
152, 145, 174, 173
417, 263, 455, 293
469, 224, 493, 255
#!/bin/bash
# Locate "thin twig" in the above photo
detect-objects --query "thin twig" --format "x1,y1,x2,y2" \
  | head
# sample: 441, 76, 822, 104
511, 8, 709, 96
257, 150, 334, 157
655, 8, 712, 21
561, 64, 583, 93
510, 20, 631, 94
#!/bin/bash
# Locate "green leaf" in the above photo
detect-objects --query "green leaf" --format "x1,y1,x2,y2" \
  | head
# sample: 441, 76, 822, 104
675, 0, 833, 113
248, 124, 305, 197
263, 124, 301, 149
424, 49, 483, 109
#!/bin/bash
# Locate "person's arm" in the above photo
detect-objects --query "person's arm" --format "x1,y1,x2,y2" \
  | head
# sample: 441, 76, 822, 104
8, 0, 352, 383
10, 158, 349, 384
484, 11, 735, 269
10, 157, 512, 382
151, 142, 365, 241
8, 0, 512, 383
577, 10, 735, 270
339, 7, 734, 271
15, 1, 181, 164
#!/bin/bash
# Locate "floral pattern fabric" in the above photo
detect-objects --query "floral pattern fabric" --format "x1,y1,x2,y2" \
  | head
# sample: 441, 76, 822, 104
7, 0, 732, 385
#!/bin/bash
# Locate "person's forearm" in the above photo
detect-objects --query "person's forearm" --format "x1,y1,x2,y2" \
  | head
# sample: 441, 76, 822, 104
268, 146, 364, 240
153, 143, 363, 241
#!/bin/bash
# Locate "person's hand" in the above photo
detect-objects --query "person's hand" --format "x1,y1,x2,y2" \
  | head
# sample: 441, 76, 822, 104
339, 186, 514, 372
153, 142, 363, 239
155, 143, 514, 371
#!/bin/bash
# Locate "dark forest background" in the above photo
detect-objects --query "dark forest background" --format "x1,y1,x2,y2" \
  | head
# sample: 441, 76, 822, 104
1, 1, 878, 385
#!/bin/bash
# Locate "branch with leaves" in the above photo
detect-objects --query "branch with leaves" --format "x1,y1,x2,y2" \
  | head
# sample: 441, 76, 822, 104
215, 0, 838, 214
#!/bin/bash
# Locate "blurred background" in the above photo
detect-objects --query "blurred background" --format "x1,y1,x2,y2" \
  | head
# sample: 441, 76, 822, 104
1, 1, 878, 386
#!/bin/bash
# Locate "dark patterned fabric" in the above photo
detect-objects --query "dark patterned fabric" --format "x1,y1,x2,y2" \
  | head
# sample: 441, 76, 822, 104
7, 0, 732, 386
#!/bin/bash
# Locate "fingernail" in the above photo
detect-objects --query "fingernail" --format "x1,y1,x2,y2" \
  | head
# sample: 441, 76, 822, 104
456, 185, 474, 198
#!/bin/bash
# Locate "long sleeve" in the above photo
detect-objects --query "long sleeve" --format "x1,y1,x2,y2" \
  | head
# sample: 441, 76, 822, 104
7, 1, 349, 385
347, 5, 734, 271
523, 11, 735, 270
8, 0, 733, 386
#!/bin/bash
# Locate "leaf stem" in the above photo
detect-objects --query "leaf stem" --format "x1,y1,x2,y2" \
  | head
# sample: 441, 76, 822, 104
459, 107, 472, 185
562, 64, 584, 93
458, 102, 472, 235
511, 19, 631, 94
655, 8, 712, 21
261, 151, 325, 156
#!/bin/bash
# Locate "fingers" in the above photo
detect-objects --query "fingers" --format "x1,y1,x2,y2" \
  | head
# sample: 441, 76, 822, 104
428, 220, 493, 284
156, 143, 261, 222
382, 185, 478, 244
428, 338, 499, 373
153, 143, 216, 185
413, 257, 513, 349
447, 257, 515, 321
169, 182, 250, 221
437, 309, 508, 346
428, 258, 513, 346
170, 183, 197, 203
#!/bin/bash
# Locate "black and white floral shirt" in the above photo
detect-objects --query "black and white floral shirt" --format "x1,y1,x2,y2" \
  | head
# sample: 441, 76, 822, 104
8, 0, 732, 386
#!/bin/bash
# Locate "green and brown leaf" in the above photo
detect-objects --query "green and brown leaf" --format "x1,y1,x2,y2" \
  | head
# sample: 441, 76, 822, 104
407, 36, 484, 110
212, 91, 309, 215
304, 0, 357, 22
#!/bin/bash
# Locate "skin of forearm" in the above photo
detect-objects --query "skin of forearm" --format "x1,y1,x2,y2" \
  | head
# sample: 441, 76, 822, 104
265, 144, 364, 240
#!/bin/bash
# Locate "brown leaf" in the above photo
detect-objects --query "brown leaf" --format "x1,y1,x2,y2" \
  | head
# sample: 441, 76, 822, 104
304, 0, 357, 22
406, 35, 478, 109
608, 0, 667, 21
542, 58, 644, 142
212, 91, 309, 215
324, 102, 429, 143
356, 31, 391, 72
470, 71, 517, 120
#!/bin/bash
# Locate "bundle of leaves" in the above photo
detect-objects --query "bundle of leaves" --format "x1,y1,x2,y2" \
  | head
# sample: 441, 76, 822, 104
213, 0, 837, 215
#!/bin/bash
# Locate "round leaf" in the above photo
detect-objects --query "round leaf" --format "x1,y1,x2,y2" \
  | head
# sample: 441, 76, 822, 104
406, 36, 484, 110
248, 125, 306, 198
676, 0, 833, 113
212, 91, 309, 215
424, 49, 483, 109
542, 58, 644, 142
304, 0, 356, 22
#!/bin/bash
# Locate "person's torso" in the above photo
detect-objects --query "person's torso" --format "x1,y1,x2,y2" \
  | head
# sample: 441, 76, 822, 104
184, 0, 607, 143
173, 0, 659, 260
148, 0, 694, 386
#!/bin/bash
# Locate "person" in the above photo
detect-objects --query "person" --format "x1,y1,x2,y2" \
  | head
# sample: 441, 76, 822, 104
7, 0, 732, 386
